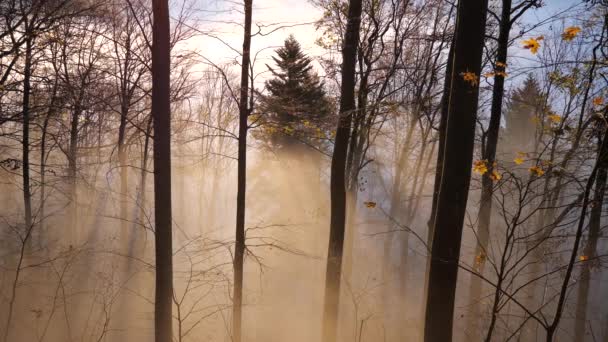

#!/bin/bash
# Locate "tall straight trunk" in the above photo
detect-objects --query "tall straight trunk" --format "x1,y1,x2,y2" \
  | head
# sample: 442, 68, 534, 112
68, 102, 80, 244
405, 125, 432, 221
118, 96, 129, 240
427, 36, 454, 236
424, 0, 488, 341
574, 133, 607, 340
22, 36, 33, 248
341, 66, 368, 285
137, 116, 153, 240
233, 1, 252, 341
151, 0, 173, 340
39, 74, 58, 247
467, 0, 511, 336
422, 36, 454, 325
322, 1, 363, 341
410, 138, 436, 219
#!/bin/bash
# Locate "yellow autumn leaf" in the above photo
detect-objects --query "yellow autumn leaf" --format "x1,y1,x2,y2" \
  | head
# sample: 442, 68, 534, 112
514, 152, 527, 164
483, 72, 496, 78
473, 160, 488, 175
460, 71, 479, 86
579, 255, 589, 262
490, 170, 502, 181
548, 113, 562, 123
522, 37, 541, 54
364, 201, 376, 208
475, 252, 486, 266
529, 165, 545, 177
495, 61, 507, 68
593, 97, 604, 106
562, 26, 581, 41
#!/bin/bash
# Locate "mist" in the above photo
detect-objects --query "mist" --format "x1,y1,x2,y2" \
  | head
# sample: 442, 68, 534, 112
1, 0, 608, 342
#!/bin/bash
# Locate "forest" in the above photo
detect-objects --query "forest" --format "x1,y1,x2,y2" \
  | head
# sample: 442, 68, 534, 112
0, 0, 607, 341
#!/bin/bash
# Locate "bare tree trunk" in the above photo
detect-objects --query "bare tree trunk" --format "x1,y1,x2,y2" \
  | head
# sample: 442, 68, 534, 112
427, 36, 453, 236
151, 0, 173, 339
422, 35, 453, 325
136, 116, 152, 233
467, 0, 511, 337
233, 1, 252, 341
322, 1, 363, 341
424, 0, 489, 340
410, 138, 436, 218
68, 98, 81, 245
39, 74, 58, 248
574, 133, 607, 341
22, 35, 33, 249
118, 94, 129, 243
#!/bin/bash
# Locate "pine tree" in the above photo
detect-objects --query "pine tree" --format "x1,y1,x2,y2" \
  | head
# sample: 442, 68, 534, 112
502, 75, 545, 155
259, 35, 332, 149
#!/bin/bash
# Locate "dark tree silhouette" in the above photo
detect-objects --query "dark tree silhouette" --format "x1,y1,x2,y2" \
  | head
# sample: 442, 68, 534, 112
321, 0, 362, 341
233, 1, 252, 341
468, 2, 541, 337
151, 0, 173, 340
424, 0, 489, 341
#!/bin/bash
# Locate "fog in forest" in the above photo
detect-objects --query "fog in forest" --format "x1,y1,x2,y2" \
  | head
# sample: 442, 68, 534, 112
1, 0, 607, 342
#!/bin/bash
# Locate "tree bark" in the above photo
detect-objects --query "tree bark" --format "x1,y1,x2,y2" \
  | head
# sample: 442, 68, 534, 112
22, 35, 33, 249
574, 133, 607, 341
233, 1, 252, 341
424, 0, 489, 340
467, 0, 511, 337
151, 0, 173, 339
118, 73, 130, 245
422, 33, 453, 323
322, 0, 363, 341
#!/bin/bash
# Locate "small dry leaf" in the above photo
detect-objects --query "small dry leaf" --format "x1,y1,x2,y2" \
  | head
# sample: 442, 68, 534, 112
364, 201, 376, 209
529, 165, 545, 177
475, 253, 486, 266
490, 170, 502, 182
473, 160, 488, 175
548, 113, 562, 123
460, 72, 479, 86
593, 97, 604, 106
562, 26, 581, 41
522, 37, 542, 54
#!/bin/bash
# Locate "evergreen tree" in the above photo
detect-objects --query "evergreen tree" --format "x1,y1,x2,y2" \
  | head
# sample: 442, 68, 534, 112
258, 35, 332, 149
501, 75, 545, 154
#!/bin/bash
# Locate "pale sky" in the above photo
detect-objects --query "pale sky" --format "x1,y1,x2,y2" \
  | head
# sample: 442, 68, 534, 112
183, 0, 325, 87
179, 0, 589, 90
